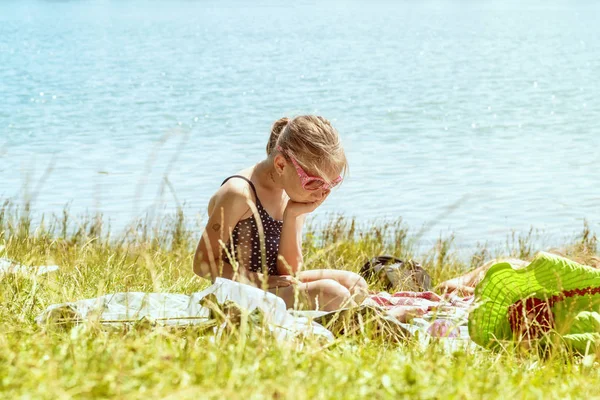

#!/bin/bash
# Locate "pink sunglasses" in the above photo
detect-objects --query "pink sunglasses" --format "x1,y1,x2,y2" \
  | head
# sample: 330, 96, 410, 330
277, 146, 343, 191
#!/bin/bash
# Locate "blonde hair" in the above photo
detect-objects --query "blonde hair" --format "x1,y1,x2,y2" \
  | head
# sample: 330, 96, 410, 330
266, 115, 348, 182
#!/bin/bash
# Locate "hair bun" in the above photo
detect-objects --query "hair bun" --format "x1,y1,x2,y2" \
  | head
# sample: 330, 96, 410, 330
266, 117, 289, 155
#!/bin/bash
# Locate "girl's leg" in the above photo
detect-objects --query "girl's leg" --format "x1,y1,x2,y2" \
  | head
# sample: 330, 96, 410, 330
296, 269, 369, 302
269, 279, 355, 311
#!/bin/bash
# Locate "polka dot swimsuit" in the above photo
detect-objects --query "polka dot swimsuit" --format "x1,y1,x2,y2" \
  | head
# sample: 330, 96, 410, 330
221, 175, 283, 276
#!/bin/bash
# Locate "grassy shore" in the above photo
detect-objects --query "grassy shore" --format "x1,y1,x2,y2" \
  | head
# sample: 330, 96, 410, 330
1, 203, 599, 399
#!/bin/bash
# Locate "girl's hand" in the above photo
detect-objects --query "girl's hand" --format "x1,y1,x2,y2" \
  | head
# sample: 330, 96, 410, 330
284, 190, 330, 218
267, 275, 299, 289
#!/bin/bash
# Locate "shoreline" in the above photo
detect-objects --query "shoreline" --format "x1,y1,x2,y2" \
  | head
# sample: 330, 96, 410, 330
1, 200, 597, 281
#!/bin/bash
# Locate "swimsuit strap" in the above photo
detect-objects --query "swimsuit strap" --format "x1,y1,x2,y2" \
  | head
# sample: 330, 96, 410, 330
221, 175, 262, 206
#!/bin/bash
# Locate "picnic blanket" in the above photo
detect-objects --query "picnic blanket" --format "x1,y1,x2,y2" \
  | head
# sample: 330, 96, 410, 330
36, 278, 334, 342
363, 291, 473, 339
36, 277, 473, 346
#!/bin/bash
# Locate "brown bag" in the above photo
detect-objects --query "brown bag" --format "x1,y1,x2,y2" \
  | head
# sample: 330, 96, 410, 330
360, 255, 432, 292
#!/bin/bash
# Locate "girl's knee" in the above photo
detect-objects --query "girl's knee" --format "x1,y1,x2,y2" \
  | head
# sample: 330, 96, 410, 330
354, 274, 369, 290
318, 279, 351, 297
339, 271, 368, 291
312, 279, 352, 310
336, 272, 368, 304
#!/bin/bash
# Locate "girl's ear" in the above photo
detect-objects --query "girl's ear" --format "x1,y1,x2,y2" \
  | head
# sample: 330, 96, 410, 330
274, 154, 286, 176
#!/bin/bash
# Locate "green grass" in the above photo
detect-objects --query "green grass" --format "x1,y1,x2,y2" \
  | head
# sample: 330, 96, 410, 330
1, 202, 599, 399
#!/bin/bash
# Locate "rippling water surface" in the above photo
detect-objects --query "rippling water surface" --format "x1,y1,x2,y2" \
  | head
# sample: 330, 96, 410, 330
1, 0, 599, 248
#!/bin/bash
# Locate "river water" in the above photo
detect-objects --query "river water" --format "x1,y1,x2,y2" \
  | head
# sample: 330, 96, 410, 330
1, 0, 599, 249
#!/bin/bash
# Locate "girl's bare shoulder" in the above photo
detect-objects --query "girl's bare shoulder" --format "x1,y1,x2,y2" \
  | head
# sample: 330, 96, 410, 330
208, 176, 254, 215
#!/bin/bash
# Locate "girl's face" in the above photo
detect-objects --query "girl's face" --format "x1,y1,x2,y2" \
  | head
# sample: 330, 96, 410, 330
274, 154, 342, 203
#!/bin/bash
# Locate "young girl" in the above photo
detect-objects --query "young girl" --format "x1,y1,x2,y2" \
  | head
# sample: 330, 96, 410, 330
193, 116, 368, 311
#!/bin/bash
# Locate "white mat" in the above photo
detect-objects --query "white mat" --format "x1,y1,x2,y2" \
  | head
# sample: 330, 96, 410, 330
36, 277, 334, 342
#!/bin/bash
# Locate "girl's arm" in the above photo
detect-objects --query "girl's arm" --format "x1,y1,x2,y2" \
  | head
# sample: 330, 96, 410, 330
193, 186, 294, 288
277, 191, 330, 275
276, 213, 306, 275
